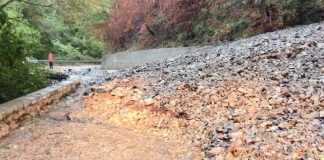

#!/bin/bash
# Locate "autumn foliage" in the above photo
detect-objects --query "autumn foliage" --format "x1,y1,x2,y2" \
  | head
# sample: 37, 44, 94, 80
104, 0, 208, 52
104, 0, 323, 53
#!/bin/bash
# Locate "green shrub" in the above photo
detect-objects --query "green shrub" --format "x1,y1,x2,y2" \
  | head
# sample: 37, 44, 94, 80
0, 62, 50, 103
177, 33, 189, 47
277, 0, 321, 26
232, 20, 248, 38
21, 3, 104, 60
150, 17, 165, 34
0, 4, 49, 103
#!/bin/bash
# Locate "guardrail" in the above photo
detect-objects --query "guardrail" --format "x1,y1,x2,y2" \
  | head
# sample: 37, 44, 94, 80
37, 60, 101, 65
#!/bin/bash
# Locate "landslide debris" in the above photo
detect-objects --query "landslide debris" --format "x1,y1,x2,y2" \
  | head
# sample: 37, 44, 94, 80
83, 22, 324, 159
83, 79, 187, 141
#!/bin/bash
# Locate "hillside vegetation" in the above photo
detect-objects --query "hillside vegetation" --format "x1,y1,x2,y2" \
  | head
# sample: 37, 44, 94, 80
0, 0, 110, 103
104, 0, 324, 53
0, 0, 323, 102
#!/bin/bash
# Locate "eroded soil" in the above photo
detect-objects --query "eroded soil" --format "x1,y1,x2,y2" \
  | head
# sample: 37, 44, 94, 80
0, 87, 200, 160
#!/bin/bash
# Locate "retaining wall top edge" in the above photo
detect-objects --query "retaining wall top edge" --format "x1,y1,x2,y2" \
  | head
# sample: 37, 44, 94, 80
104, 46, 199, 55
0, 100, 24, 111
0, 79, 80, 111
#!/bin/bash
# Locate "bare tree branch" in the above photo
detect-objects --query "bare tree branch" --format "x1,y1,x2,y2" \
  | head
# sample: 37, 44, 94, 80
20, 0, 57, 7
0, 0, 16, 10
1, 0, 57, 10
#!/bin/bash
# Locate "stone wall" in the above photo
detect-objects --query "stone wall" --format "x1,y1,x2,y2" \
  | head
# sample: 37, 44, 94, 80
101, 47, 199, 70
0, 79, 80, 138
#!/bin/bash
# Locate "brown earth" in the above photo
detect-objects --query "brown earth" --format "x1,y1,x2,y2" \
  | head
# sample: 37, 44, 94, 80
0, 85, 200, 160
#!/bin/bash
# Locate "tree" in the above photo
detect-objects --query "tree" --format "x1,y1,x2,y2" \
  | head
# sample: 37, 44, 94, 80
0, 0, 110, 103
0, 1, 49, 103
1, 0, 108, 59
104, 0, 323, 52
104, 0, 209, 52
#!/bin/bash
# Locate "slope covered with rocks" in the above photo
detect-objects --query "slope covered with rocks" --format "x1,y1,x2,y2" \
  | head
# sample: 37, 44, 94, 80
84, 22, 324, 159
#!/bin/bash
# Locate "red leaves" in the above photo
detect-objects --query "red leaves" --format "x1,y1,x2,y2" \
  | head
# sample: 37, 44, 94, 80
104, 0, 154, 51
104, 0, 209, 51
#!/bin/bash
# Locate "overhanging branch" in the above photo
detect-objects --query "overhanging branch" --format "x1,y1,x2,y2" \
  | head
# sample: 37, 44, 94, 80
0, 0, 16, 10
1, 0, 57, 10
20, 0, 57, 7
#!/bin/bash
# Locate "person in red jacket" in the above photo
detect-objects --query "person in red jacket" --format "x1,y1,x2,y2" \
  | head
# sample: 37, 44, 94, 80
48, 52, 54, 69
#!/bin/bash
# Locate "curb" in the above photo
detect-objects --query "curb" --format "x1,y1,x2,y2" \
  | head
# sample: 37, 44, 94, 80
0, 79, 80, 138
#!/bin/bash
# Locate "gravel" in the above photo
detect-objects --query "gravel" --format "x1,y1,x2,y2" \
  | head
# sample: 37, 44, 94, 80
84, 22, 324, 159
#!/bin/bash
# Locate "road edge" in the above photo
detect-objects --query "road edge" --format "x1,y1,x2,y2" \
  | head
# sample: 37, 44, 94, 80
0, 79, 81, 138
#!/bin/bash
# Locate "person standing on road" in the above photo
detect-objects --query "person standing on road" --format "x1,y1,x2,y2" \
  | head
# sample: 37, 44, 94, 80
48, 52, 54, 69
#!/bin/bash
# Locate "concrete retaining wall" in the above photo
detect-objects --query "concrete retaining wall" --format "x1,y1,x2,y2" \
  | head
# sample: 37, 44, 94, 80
0, 79, 80, 138
101, 47, 198, 70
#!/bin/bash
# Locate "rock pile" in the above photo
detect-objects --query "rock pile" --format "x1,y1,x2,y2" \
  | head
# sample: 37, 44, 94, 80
85, 22, 324, 159
83, 79, 188, 142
